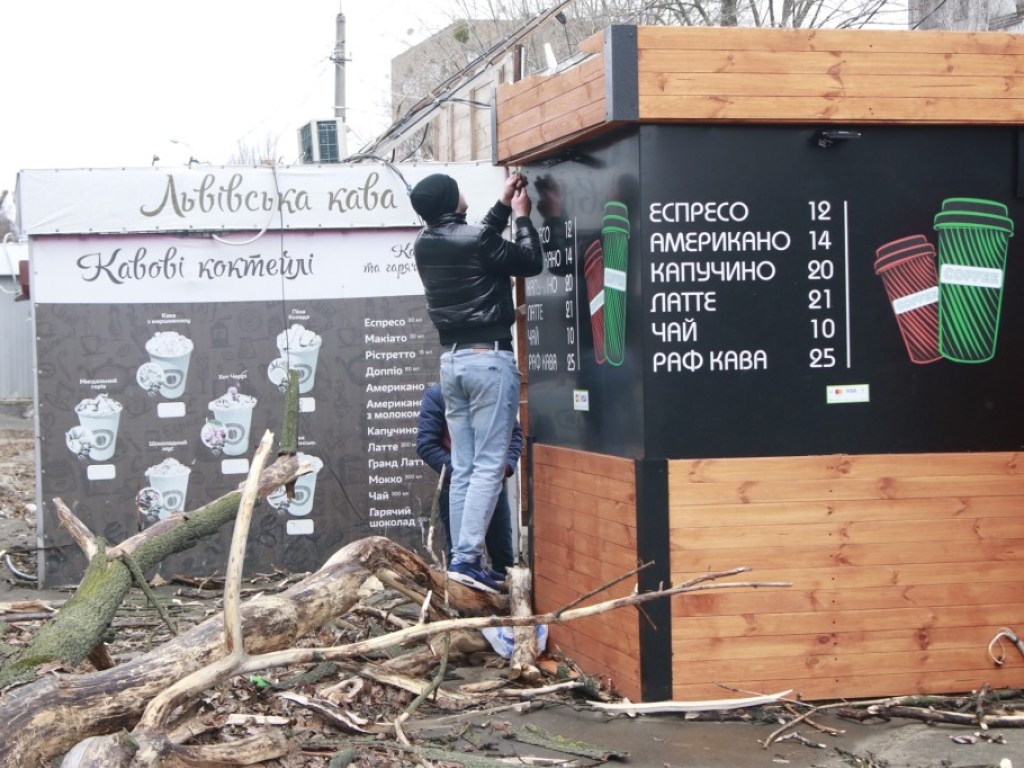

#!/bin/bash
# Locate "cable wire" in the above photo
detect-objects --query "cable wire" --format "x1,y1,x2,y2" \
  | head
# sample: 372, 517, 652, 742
399, 126, 431, 163
358, 0, 576, 157
343, 153, 413, 195
264, 162, 368, 526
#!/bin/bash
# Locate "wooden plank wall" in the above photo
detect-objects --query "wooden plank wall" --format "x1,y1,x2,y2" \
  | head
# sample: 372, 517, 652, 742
636, 26, 1024, 124
494, 43, 608, 164
493, 26, 1024, 162
532, 444, 643, 700
668, 452, 1024, 701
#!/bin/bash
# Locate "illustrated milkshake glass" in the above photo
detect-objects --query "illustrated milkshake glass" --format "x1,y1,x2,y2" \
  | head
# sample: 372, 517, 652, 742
207, 388, 257, 457
142, 458, 192, 520
874, 235, 941, 365
71, 394, 123, 461
142, 331, 194, 398
267, 452, 324, 516
273, 324, 322, 394
933, 198, 1014, 363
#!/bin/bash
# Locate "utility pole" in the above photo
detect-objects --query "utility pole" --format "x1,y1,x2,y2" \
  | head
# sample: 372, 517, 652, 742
330, 2, 349, 156
331, 4, 347, 120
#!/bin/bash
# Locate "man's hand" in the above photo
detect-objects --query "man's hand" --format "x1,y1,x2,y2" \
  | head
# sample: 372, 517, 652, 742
501, 172, 525, 206
511, 184, 532, 218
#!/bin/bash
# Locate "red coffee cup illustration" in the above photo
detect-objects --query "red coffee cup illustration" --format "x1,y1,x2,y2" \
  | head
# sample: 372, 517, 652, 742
874, 234, 941, 365
583, 239, 606, 364
933, 197, 1014, 363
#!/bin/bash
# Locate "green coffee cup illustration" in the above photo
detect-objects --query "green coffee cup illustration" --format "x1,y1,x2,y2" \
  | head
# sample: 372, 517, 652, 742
602, 201, 630, 367
933, 198, 1014, 363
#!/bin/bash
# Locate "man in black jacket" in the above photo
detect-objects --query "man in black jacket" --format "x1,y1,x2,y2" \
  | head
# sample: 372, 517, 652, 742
411, 172, 542, 593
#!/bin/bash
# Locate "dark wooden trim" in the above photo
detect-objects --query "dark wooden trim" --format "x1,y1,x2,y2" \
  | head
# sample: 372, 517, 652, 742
636, 457, 671, 701
605, 25, 639, 123
524, 435, 535, 572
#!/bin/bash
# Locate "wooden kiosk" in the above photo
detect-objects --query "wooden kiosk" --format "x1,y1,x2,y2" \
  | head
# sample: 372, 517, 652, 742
496, 26, 1024, 702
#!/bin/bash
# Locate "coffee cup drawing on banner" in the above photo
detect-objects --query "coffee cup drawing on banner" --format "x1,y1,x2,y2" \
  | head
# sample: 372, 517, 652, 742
268, 323, 322, 394
136, 457, 192, 526
202, 387, 257, 457
65, 393, 123, 462
266, 452, 324, 518
137, 331, 194, 399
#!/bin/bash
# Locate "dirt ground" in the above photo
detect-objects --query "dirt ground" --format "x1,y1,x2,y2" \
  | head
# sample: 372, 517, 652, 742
0, 400, 38, 597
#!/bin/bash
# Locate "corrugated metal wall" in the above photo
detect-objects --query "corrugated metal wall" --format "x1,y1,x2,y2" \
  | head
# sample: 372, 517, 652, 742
0, 278, 34, 401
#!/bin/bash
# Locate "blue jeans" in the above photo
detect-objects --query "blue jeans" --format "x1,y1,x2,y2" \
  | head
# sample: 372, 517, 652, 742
440, 347, 519, 566
438, 485, 514, 573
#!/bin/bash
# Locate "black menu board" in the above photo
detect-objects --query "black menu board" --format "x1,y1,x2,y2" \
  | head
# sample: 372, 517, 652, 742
523, 125, 1024, 459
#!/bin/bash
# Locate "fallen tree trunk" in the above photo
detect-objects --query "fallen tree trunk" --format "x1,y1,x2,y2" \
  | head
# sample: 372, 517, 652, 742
0, 454, 305, 689
64, 563, 786, 767
61, 730, 291, 768
0, 535, 503, 768
380, 629, 491, 677
3, 373, 305, 691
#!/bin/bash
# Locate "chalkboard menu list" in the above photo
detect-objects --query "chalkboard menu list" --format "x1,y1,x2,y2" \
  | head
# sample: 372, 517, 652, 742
524, 218, 581, 377
522, 192, 866, 446
362, 311, 434, 533
645, 196, 852, 380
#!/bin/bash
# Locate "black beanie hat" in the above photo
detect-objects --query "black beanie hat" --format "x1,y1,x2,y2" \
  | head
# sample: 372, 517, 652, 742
410, 174, 460, 222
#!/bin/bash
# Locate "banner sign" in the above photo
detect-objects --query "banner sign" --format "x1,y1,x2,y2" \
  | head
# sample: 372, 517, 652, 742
32, 230, 424, 304
17, 163, 504, 235
24, 162, 510, 586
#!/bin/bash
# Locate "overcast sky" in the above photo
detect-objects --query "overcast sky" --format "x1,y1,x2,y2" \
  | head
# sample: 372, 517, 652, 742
0, 0, 459, 209
1, 1, 914, 224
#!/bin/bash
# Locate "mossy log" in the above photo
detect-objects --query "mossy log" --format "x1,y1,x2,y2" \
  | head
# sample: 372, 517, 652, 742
0, 536, 496, 767
0, 536, 502, 768
0, 454, 303, 689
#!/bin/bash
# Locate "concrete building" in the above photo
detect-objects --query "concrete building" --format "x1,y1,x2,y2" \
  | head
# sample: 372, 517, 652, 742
389, 20, 517, 163
0, 241, 32, 401
367, 3, 584, 163
910, 0, 1024, 31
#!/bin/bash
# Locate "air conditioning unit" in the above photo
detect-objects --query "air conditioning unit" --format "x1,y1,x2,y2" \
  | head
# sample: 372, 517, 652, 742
298, 119, 346, 164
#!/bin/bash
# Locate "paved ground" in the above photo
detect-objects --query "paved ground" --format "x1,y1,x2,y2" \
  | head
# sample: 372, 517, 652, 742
432, 661, 1024, 767
499, 702, 1022, 767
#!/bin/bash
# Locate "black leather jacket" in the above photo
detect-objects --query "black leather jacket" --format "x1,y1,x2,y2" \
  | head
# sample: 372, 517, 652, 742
414, 201, 543, 345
